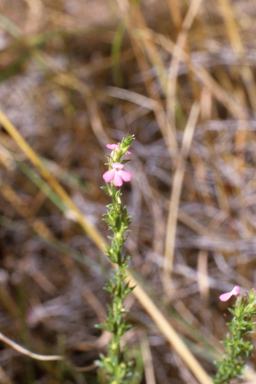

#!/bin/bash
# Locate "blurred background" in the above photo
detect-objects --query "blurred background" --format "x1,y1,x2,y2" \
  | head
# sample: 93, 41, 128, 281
0, 0, 256, 383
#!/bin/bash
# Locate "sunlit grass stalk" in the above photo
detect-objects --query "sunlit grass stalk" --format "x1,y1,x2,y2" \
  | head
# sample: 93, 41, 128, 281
95, 135, 136, 384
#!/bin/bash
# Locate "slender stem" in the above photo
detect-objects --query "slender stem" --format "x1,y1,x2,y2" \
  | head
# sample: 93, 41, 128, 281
95, 135, 135, 383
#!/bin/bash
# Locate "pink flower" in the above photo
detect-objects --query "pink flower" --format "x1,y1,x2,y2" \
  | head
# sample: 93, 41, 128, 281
106, 144, 131, 156
106, 144, 119, 151
219, 286, 240, 302
103, 162, 132, 187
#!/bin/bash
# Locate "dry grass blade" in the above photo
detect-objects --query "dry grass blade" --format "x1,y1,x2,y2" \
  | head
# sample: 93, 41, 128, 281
217, 0, 256, 164
164, 102, 200, 293
0, 332, 63, 361
0, 107, 106, 250
150, 30, 248, 119
129, 33, 177, 150
127, 274, 213, 384
167, 0, 203, 128
0, 280, 19, 319
217, 0, 243, 55
0, 366, 13, 384
125, 5, 177, 149
166, 0, 182, 30
130, 6, 168, 94
197, 250, 210, 302
140, 333, 156, 384
0, 181, 53, 241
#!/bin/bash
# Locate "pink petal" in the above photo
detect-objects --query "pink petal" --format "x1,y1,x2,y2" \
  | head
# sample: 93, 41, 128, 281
103, 169, 115, 183
219, 291, 234, 302
111, 162, 124, 170
106, 144, 119, 150
219, 286, 240, 302
113, 172, 123, 186
125, 151, 131, 155
232, 286, 240, 296
119, 170, 132, 182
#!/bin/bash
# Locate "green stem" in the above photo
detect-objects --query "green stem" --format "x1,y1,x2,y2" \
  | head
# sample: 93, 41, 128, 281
95, 135, 135, 383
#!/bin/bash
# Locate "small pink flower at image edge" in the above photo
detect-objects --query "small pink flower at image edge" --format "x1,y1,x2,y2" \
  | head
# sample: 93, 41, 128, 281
219, 286, 240, 302
103, 162, 132, 187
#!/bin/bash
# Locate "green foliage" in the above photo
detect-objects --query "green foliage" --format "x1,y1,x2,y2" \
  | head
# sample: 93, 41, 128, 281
213, 289, 256, 384
95, 135, 138, 384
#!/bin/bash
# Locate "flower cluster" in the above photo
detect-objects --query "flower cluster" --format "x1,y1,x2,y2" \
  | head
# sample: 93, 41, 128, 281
103, 139, 133, 187
106, 143, 131, 157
